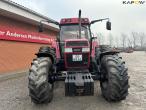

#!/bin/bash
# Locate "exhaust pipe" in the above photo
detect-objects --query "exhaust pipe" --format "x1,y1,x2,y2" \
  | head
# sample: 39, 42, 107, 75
78, 9, 81, 39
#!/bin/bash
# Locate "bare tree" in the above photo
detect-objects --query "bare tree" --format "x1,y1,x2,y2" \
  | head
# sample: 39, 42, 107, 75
96, 33, 104, 45
139, 32, 145, 48
121, 33, 127, 49
131, 32, 138, 49
115, 36, 119, 48
96, 33, 101, 44
127, 38, 132, 48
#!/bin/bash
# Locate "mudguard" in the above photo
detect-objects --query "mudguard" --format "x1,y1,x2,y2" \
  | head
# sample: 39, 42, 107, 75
95, 46, 120, 61
36, 46, 56, 64
100, 50, 119, 60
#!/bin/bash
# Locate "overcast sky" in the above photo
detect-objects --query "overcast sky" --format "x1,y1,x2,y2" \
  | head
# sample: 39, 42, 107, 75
11, 0, 146, 45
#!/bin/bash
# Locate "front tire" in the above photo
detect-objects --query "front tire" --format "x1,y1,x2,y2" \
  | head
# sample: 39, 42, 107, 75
100, 55, 129, 102
28, 57, 53, 104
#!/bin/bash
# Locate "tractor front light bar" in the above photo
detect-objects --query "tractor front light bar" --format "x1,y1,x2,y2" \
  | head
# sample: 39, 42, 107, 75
82, 48, 90, 52
65, 48, 72, 52
65, 48, 90, 53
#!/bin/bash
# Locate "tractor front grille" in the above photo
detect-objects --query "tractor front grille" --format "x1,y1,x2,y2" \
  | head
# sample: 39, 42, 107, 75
66, 41, 88, 47
66, 53, 89, 68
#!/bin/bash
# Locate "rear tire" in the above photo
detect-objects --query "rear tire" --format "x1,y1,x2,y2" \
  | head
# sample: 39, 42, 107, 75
28, 57, 53, 104
100, 55, 129, 102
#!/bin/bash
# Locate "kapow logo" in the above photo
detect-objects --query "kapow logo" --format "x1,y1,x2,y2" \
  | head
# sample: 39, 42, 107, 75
123, 0, 145, 4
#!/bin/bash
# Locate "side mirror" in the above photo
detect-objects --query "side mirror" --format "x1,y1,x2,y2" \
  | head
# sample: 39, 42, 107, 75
38, 23, 43, 32
106, 21, 111, 30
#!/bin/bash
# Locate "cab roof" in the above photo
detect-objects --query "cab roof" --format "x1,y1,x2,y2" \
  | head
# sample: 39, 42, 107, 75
60, 18, 90, 25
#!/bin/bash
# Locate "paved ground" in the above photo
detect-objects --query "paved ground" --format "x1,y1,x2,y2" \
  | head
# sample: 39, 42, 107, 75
0, 51, 146, 110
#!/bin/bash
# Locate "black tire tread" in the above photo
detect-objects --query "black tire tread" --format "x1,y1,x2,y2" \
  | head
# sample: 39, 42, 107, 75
28, 57, 53, 104
100, 55, 129, 102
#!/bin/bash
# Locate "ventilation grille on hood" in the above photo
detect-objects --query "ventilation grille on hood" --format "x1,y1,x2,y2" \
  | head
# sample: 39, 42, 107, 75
66, 41, 88, 47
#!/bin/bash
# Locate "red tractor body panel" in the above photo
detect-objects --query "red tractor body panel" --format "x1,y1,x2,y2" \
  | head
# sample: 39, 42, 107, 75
91, 41, 99, 58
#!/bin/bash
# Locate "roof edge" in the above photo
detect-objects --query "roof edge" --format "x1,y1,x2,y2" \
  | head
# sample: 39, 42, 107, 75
2, 0, 57, 23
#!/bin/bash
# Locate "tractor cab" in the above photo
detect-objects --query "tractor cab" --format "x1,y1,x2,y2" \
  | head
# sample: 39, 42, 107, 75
60, 18, 91, 41
58, 18, 91, 64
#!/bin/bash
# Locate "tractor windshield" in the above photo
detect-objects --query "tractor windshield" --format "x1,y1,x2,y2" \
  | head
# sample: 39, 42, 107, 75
60, 25, 90, 41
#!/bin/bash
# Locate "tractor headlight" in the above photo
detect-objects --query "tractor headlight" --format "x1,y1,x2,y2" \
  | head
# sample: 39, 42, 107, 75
65, 48, 72, 52
82, 48, 90, 52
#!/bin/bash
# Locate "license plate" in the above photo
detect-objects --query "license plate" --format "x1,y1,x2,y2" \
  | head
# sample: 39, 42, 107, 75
72, 55, 82, 61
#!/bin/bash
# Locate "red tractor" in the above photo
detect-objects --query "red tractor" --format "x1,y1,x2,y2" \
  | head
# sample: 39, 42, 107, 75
28, 10, 129, 104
